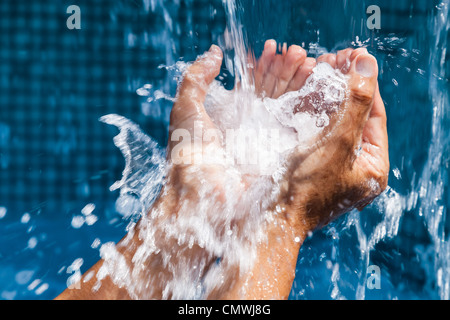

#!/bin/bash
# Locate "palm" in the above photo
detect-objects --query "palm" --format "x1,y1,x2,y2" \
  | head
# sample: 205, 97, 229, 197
252, 42, 389, 228
170, 42, 389, 230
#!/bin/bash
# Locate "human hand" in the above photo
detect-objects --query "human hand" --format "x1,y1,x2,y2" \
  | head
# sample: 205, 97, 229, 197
168, 40, 389, 235
252, 41, 389, 231
55, 41, 389, 301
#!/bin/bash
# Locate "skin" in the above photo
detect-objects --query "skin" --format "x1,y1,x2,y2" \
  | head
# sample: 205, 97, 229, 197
56, 41, 389, 300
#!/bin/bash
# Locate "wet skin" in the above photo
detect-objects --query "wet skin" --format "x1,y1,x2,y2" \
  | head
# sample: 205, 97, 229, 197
56, 41, 389, 300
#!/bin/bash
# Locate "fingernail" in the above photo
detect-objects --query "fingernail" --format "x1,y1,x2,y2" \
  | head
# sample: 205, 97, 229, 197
209, 45, 219, 53
264, 39, 276, 50
355, 54, 374, 77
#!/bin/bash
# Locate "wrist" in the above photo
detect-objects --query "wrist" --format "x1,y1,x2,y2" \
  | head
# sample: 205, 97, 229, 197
133, 164, 313, 300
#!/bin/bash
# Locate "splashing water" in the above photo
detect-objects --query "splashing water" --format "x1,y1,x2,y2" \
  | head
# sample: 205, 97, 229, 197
2, 0, 449, 301
91, 0, 449, 300
98, 64, 349, 299
100, 115, 167, 220
92, 0, 356, 299
307, 0, 450, 301
416, 0, 450, 300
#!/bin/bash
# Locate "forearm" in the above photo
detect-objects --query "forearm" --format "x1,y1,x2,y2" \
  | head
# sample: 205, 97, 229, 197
56, 187, 217, 300
56, 170, 309, 300
219, 219, 305, 299
55, 256, 131, 300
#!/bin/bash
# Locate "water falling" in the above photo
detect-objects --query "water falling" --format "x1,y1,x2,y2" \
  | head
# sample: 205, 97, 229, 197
417, 0, 450, 300
3, 0, 449, 301
91, 0, 449, 300
93, 0, 357, 299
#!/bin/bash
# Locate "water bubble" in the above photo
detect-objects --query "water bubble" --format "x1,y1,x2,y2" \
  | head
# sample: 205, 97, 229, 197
85, 214, 98, 226
68, 258, 84, 273
35, 283, 49, 295
0, 206, 6, 219
27, 237, 38, 249
20, 213, 30, 224
417, 68, 425, 75
91, 238, 101, 249
136, 87, 151, 97
393, 168, 402, 180
15, 270, 34, 285
81, 203, 95, 216
315, 114, 329, 128
71, 215, 85, 229
1, 291, 16, 300
115, 192, 142, 219
27, 279, 41, 291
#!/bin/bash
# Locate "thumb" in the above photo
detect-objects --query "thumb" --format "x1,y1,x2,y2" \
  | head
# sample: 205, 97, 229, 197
345, 53, 379, 132
171, 45, 223, 127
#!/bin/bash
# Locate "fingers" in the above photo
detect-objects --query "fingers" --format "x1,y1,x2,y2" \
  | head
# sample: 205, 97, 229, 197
354, 83, 389, 210
361, 83, 389, 165
286, 58, 316, 93
253, 42, 382, 155
317, 53, 336, 69
336, 48, 353, 73
344, 51, 379, 133
257, 42, 350, 98
313, 49, 380, 163
171, 45, 223, 126
256, 40, 310, 98
255, 40, 277, 96
261, 54, 283, 98
177, 45, 223, 104
272, 45, 307, 99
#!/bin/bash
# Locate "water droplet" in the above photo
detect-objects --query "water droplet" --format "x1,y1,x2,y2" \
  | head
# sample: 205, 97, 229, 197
81, 203, 95, 216
85, 214, 98, 226
15, 270, 35, 285
27, 237, 38, 249
71, 215, 85, 229
91, 238, 101, 249
136, 87, 151, 96
27, 279, 41, 291
35, 283, 49, 295
0, 206, 6, 219
20, 213, 30, 224
393, 168, 402, 180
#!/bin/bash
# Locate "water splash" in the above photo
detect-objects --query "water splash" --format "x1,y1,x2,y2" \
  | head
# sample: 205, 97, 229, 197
100, 114, 167, 220
416, 0, 450, 300
97, 58, 349, 298
92, 0, 450, 300
92, 0, 358, 299
352, 187, 404, 299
